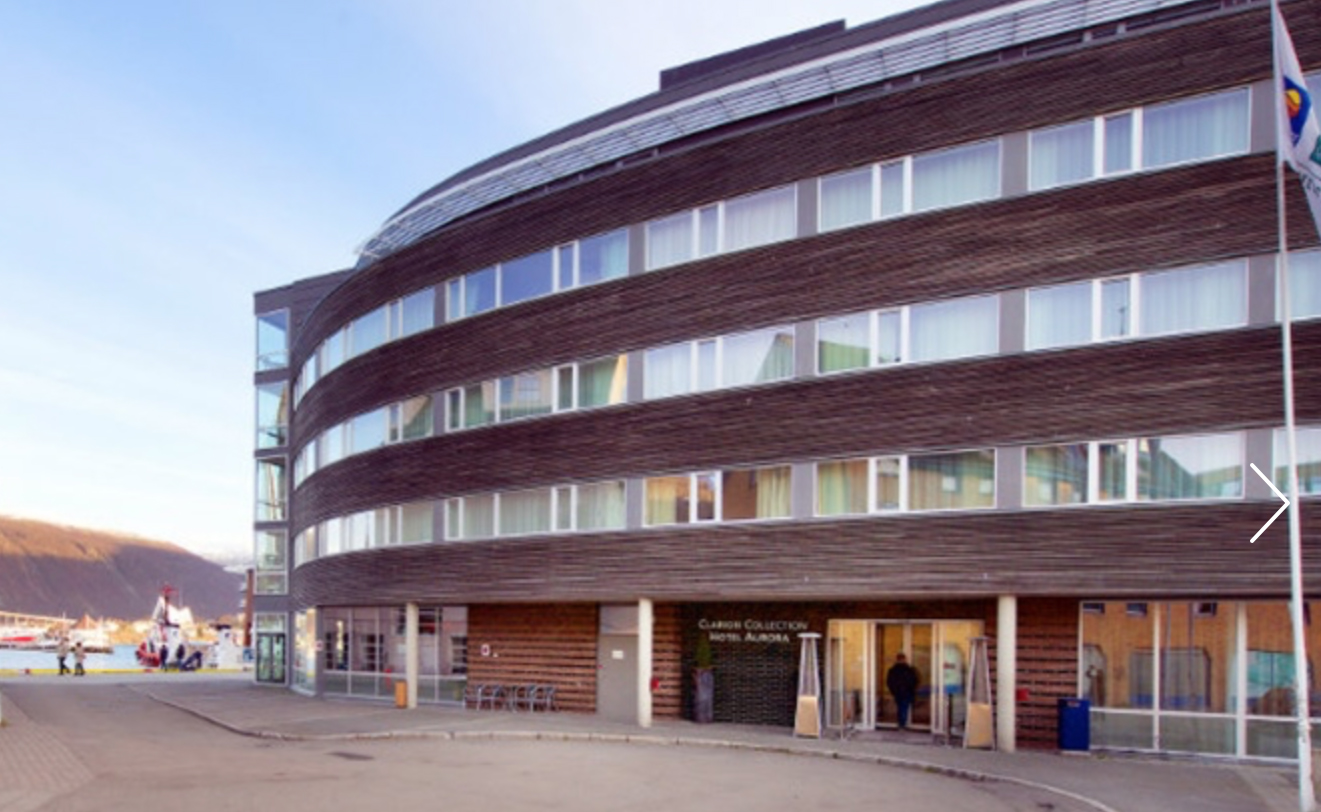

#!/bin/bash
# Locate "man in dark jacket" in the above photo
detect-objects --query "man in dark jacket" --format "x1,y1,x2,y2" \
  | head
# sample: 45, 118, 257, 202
886, 652, 919, 730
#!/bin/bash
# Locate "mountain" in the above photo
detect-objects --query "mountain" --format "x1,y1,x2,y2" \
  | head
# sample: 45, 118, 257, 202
0, 516, 243, 620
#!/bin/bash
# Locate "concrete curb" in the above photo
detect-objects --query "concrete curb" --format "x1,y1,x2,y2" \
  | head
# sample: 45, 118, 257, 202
134, 687, 1118, 812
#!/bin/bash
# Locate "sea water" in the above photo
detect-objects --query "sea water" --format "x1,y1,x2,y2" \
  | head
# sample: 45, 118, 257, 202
0, 644, 143, 672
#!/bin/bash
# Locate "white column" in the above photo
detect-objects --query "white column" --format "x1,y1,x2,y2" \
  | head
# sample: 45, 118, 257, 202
638, 598, 654, 728
997, 595, 1017, 753
405, 602, 419, 710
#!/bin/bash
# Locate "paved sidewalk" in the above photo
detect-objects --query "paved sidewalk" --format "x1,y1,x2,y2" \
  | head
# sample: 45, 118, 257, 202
0, 674, 1307, 812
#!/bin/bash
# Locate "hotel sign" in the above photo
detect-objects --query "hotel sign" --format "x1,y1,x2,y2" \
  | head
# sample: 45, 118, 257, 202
698, 617, 809, 645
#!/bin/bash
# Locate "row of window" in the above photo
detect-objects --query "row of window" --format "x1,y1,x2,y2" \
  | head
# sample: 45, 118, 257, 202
286, 250, 1321, 478
263, 79, 1290, 406
293, 395, 432, 488
281, 427, 1321, 563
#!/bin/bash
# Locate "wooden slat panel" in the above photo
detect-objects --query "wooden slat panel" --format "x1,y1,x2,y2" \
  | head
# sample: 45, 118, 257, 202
466, 603, 598, 713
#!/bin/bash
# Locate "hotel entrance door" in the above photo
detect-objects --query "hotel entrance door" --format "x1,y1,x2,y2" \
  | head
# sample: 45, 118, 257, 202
825, 619, 983, 735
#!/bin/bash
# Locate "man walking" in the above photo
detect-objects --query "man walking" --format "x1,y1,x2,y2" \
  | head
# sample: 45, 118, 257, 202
73, 641, 86, 676
56, 634, 71, 676
886, 652, 919, 730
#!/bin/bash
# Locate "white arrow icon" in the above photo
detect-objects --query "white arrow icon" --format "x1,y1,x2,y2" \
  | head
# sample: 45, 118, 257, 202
1249, 463, 1291, 544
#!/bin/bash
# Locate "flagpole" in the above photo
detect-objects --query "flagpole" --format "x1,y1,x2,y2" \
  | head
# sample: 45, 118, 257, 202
1272, 3, 1315, 809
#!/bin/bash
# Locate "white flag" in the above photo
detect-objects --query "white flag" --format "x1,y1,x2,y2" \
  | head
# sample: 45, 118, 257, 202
1274, 3, 1321, 239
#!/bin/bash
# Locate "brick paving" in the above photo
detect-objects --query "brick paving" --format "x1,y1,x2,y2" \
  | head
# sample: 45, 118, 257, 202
0, 687, 94, 812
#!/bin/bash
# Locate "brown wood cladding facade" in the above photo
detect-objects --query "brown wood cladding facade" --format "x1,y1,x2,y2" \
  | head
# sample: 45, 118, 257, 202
467, 603, 599, 713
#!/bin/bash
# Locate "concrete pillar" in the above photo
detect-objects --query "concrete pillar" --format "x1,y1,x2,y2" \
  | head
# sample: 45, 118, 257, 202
638, 598, 654, 728
405, 602, 419, 710
997, 595, 1017, 753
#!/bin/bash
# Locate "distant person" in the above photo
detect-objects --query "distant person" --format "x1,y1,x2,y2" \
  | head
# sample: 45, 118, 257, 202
56, 635, 71, 676
886, 652, 919, 730
175, 643, 186, 671
73, 641, 86, 676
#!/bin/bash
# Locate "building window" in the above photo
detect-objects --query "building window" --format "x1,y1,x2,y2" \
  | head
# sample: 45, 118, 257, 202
721, 466, 792, 521
572, 355, 628, 410
644, 473, 717, 526
910, 140, 1001, 213
255, 458, 287, 522
1026, 281, 1091, 351
498, 489, 553, 537
909, 296, 998, 363
254, 530, 287, 595
498, 370, 555, 422
1024, 444, 1089, 506
819, 166, 875, 232
908, 449, 996, 511
722, 185, 796, 252
645, 184, 796, 271
574, 228, 629, 287
643, 326, 794, 400
349, 410, 388, 455
256, 309, 289, 371
398, 288, 435, 337
1142, 88, 1250, 170
1029, 119, 1096, 190
255, 382, 289, 449
817, 312, 871, 373
576, 481, 627, 531
1137, 432, 1242, 501
1281, 250, 1321, 321
1273, 426, 1321, 495
390, 396, 433, 443
350, 306, 388, 357
501, 248, 555, 307
815, 458, 869, 515
1139, 261, 1245, 337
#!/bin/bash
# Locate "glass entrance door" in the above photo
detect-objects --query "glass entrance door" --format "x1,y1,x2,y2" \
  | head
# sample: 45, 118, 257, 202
825, 619, 985, 735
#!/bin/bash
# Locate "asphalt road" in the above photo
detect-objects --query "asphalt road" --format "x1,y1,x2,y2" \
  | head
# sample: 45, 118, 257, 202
0, 682, 1070, 812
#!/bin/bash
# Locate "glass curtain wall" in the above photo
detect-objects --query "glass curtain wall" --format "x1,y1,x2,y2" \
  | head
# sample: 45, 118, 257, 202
320, 606, 468, 704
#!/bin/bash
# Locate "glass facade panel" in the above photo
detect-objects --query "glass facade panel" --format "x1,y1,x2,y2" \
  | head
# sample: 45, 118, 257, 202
722, 327, 794, 387
463, 494, 495, 539
396, 396, 433, 442
817, 459, 868, 515
501, 249, 554, 306
579, 229, 628, 286
645, 476, 691, 525
255, 529, 286, 571
1099, 277, 1131, 339
909, 450, 995, 511
1142, 88, 1249, 169
1160, 602, 1235, 714
910, 295, 998, 363
1026, 282, 1091, 350
1082, 601, 1153, 710
256, 310, 289, 371
1273, 426, 1321, 494
255, 381, 289, 449
498, 489, 552, 536
1103, 112, 1134, 174
876, 456, 901, 510
400, 502, 433, 545
577, 481, 626, 530
911, 140, 1000, 213
721, 466, 791, 521
818, 314, 870, 373
879, 160, 905, 218
1138, 433, 1242, 500
723, 185, 796, 252
465, 267, 497, 317
1029, 120, 1094, 190
644, 343, 692, 399
820, 167, 873, 231
1140, 261, 1245, 337
255, 458, 286, 522
1284, 250, 1321, 321
578, 355, 628, 409
1024, 444, 1089, 505
499, 370, 554, 422
464, 383, 495, 428
1098, 441, 1128, 501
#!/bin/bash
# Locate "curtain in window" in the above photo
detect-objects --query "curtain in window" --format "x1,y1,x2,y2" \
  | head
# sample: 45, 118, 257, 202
498, 489, 552, 536
463, 495, 495, 539
820, 168, 873, 231
501, 249, 554, 307
1030, 121, 1094, 190
1027, 282, 1091, 350
817, 459, 868, 515
579, 356, 628, 408
1140, 261, 1245, 336
579, 229, 629, 285
818, 314, 870, 373
401, 289, 435, 336
724, 186, 796, 252
645, 476, 690, 525
723, 327, 794, 387
722, 467, 790, 520
464, 383, 495, 427
577, 481, 626, 530
646, 212, 694, 269
912, 140, 1000, 213
875, 457, 901, 510
399, 396, 433, 440
644, 344, 692, 399
1139, 433, 1242, 500
1286, 250, 1321, 320
909, 450, 994, 510
400, 502, 433, 544
910, 295, 998, 362
1142, 89, 1249, 169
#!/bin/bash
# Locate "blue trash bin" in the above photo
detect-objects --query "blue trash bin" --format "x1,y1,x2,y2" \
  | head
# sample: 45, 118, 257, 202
1058, 697, 1090, 751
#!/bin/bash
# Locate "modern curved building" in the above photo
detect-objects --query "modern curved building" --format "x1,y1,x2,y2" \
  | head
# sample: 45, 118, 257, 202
253, 0, 1321, 758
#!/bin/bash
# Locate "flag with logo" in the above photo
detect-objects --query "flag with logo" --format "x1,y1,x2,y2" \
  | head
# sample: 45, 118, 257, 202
1274, 3, 1321, 239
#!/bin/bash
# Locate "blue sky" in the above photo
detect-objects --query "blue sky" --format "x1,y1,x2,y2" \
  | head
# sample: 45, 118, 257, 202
0, 0, 930, 560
